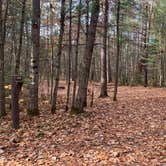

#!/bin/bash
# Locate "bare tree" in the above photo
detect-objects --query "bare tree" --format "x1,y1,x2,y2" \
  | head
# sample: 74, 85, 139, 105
72, 0, 82, 107
107, 35, 112, 83
50, 3, 54, 103
100, 0, 109, 97
11, 0, 26, 129
0, 0, 9, 117
51, 0, 66, 113
65, 0, 72, 111
113, 0, 120, 101
72, 0, 100, 113
28, 0, 40, 116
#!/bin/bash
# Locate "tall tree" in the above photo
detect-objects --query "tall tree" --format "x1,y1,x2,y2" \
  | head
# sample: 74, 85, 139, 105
143, 1, 154, 87
100, 0, 109, 97
113, 0, 120, 101
51, 0, 66, 113
28, 0, 40, 116
83, 0, 90, 107
143, 3, 149, 87
11, 0, 26, 129
0, 0, 6, 117
0, 0, 9, 117
50, 3, 54, 103
107, 35, 112, 83
65, 0, 72, 111
72, 0, 82, 107
14, 0, 26, 74
72, 0, 100, 113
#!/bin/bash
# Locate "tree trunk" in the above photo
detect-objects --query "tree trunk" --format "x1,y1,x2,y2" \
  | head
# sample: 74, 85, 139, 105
50, 4, 54, 103
11, 0, 26, 128
83, 0, 90, 107
14, 0, 26, 74
0, 0, 6, 117
113, 0, 120, 101
72, 0, 100, 113
72, 0, 82, 107
107, 36, 112, 83
143, 4, 149, 87
11, 76, 23, 129
51, 0, 66, 113
0, 0, 9, 117
65, 0, 72, 111
24, 21, 30, 78
28, 0, 40, 116
100, 0, 108, 97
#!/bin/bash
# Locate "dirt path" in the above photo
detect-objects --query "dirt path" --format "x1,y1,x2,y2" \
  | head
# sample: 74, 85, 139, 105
0, 85, 166, 165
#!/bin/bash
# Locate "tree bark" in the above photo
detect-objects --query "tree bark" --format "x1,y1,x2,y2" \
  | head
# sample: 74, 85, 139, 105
50, 4, 54, 103
72, 0, 82, 107
24, 21, 30, 78
0, 0, 9, 117
11, 76, 23, 129
113, 0, 120, 101
0, 0, 6, 117
11, 0, 26, 128
100, 0, 108, 97
143, 4, 149, 87
65, 0, 72, 111
28, 0, 40, 116
72, 0, 100, 113
51, 0, 66, 113
14, 0, 26, 74
107, 36, 112, 83
83, 0, 90, 107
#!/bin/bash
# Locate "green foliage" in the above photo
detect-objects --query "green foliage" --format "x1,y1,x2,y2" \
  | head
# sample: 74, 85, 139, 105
75, 2, 83, 11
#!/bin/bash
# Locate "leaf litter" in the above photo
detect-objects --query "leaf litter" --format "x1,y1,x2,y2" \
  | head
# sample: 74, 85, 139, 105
0, 84, 166, 165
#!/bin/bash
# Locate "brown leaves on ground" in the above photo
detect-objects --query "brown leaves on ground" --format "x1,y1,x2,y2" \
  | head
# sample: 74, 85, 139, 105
0, 84, 166, 166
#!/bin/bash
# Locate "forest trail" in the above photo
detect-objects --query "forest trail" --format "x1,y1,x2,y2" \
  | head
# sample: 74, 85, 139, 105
0, 85, 166, 165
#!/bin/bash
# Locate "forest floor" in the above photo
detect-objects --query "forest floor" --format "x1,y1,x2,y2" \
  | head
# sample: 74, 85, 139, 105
0, 82, 166, 166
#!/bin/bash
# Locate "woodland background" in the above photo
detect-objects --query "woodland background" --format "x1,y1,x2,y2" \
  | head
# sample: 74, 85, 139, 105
0, 0, 166, 165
